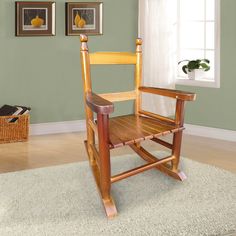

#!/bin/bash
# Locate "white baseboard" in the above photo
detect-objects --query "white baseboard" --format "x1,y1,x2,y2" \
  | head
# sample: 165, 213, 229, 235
30, 119, 236, 142
184, 124, 236, 142
30, 120, 86, 136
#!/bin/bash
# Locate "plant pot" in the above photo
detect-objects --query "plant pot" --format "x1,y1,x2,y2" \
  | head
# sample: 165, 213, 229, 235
187, 69, 205, 80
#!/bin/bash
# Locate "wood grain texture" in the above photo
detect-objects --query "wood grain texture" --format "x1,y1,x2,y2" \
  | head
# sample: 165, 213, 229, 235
89, 52, 136, 65
99, 91, 136, 102
97, 113, 118, 218
130, 144, 187, 181
89, 143, 100, 167
172, 99, 185, 171
135, 38, 143, 114
80, 34, 95, 164
139, 110, 176, 125
139, 86, 196, 101
88, 119, 98, 135
79, 35, 196, 219
151, 137, 173, 149
111, 155, 174, 183
108, 114, 184, 148
86, 92, 114, 114
84, 141, 117, 219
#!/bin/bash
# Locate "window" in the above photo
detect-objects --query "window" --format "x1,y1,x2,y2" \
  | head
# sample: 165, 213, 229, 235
176, 0, 220, 88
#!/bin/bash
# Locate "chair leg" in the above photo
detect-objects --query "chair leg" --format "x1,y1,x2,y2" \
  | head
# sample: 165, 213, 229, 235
171, 131, 182, 171
84, 140, 117, 219
99, 144, 117, 219
171, 131, 186, 180
97, 114, 117, 219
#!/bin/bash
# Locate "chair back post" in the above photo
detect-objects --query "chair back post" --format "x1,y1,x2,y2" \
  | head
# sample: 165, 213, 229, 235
80, 34, 92, 95
135, 38, 143, 114
80, 34, 95, 158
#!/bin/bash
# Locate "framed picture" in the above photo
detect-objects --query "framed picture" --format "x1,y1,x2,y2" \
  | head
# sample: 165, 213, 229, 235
66, 2, 103, 36
15, 1, 55, 36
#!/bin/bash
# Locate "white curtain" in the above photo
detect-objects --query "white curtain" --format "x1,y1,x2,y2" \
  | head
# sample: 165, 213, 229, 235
139, 0, 177, 116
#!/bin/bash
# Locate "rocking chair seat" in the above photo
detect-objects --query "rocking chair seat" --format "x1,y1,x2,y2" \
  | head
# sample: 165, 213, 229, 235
109, 114, 184, 148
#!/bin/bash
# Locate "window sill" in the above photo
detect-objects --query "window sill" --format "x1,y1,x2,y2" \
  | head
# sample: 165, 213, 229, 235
176, 78, 220, 88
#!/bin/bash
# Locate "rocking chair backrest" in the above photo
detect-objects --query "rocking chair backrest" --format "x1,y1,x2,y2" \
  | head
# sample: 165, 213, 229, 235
80, 34, 143, 116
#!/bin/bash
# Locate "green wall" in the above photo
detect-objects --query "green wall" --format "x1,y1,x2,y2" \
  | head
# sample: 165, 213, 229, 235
0, 0, 138, 124
177, 0, 236, 131
1, 0, 235, 131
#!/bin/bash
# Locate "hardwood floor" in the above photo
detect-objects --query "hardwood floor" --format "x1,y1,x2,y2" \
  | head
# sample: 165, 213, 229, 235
0, 132, 235, 174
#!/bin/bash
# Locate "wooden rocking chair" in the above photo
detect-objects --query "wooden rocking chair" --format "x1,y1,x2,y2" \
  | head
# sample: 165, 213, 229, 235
80, 35, 196, 219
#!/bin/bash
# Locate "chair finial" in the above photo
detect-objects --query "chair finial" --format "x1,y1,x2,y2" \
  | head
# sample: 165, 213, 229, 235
80, 34, 88, 43
136, 38, 142, 46
136, 38, 142, 53
80, 34, 88, 51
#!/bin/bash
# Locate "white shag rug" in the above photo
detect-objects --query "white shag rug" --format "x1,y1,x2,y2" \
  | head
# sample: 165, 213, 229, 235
0, 151, 235, 236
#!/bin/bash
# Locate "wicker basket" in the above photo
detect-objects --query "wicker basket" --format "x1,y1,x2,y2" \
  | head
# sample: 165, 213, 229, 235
0, 114, 29, 144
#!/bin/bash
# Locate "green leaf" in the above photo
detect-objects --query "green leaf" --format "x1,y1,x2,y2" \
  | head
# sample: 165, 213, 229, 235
200, 63, 209, 68
202, 59, 210, 64
188, 61, 198, 70
178, 60, 189, 65
182, 65, 188, 74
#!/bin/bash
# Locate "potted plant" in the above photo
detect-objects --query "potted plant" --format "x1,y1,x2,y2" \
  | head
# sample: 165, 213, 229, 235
178, 59, 210, 80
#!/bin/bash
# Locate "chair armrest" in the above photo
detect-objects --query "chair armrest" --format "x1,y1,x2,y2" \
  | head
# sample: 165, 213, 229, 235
86, 92, 114, 114
139, 86, 196, 101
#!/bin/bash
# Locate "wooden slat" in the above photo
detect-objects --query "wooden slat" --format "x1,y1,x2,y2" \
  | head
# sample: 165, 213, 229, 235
90, 52, 137, 65
109, 118, 138, 147
108, 120, 133, 148
121, 115, 166, 135
99, 91, 136, 102
115, 116, 153, 139
108, 114, 183, 148
137, 116, 179, 134
110, 118, 146, 144
125, 115, 179, 134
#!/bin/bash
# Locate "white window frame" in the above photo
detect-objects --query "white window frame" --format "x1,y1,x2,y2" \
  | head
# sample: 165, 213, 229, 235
176, 0, 220, 88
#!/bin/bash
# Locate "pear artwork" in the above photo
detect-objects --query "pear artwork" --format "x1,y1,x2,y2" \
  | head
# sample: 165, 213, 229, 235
31, 15, 44, 27
74, 13, 86, 28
